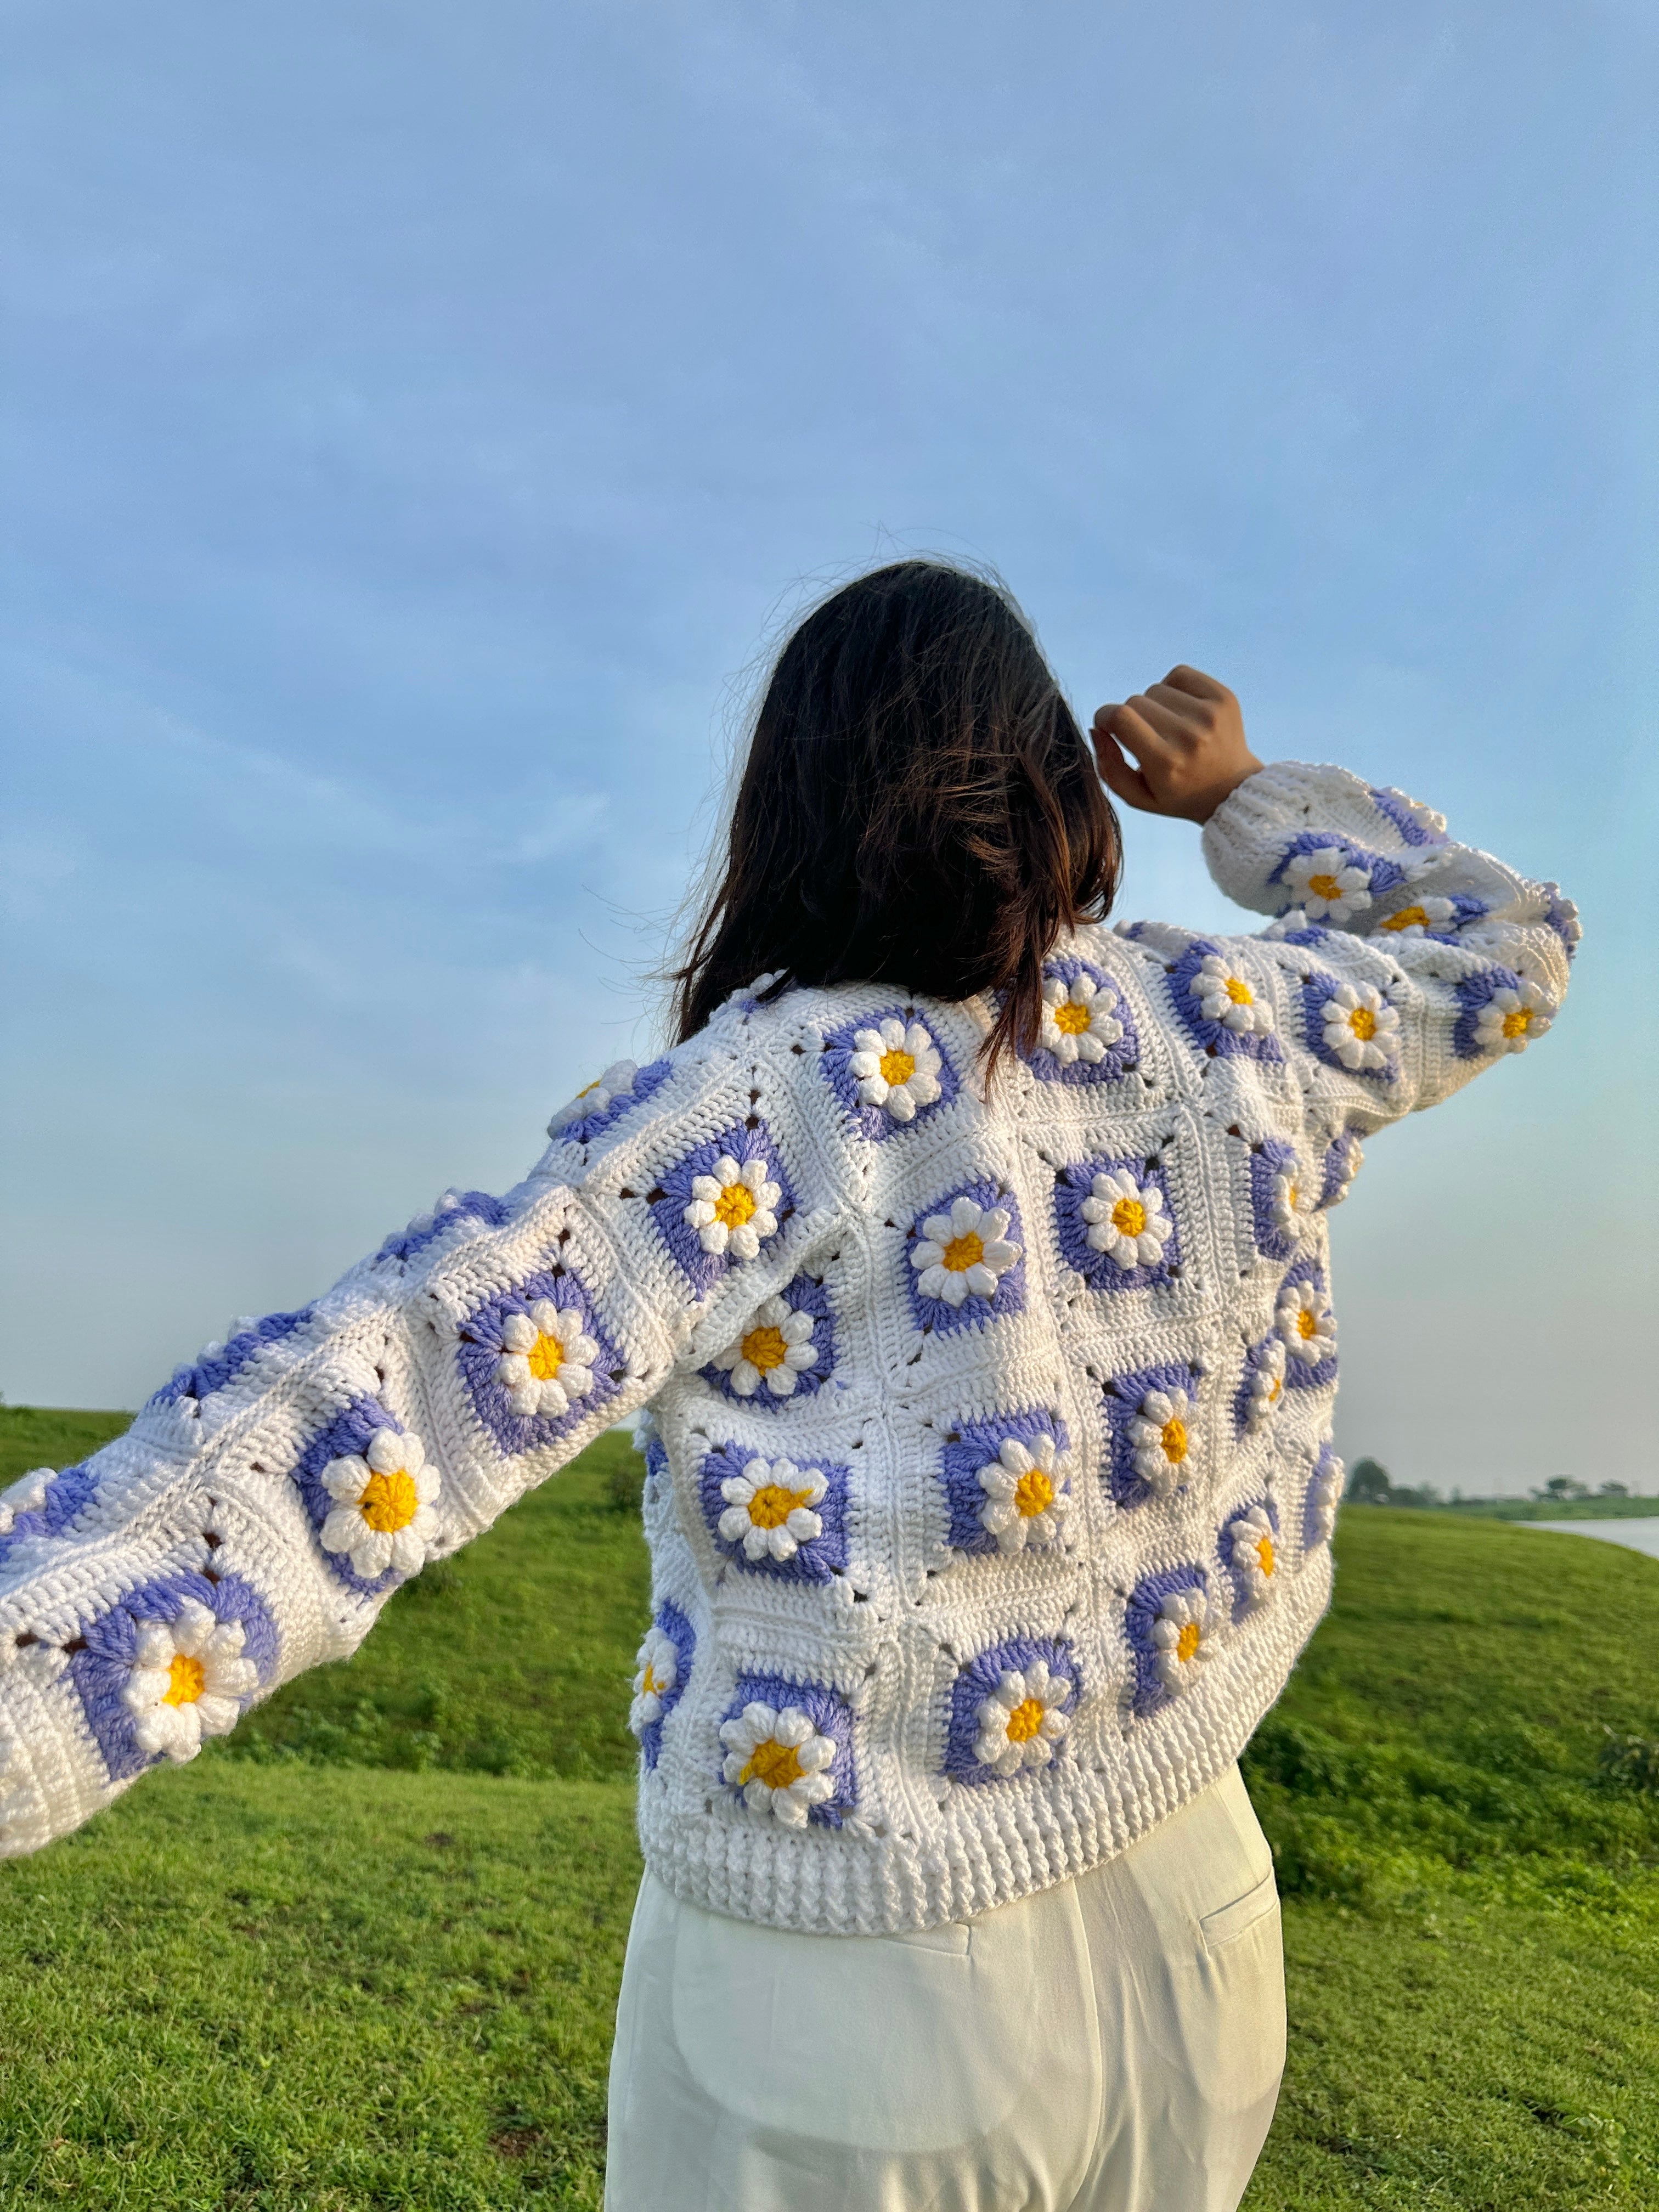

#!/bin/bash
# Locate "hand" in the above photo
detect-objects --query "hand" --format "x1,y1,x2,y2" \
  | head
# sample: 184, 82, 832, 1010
1091, 667, 1264, 823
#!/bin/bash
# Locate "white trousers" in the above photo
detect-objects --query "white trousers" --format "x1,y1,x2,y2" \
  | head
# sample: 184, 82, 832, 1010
605, 1764, 1286, 2211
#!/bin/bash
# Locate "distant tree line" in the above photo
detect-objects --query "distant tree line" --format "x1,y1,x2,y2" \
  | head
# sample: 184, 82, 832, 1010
1345, 1461, 1631, 1509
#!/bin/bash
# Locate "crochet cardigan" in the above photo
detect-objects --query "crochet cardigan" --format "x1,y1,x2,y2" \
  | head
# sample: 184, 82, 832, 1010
0, 763, 1577, 1933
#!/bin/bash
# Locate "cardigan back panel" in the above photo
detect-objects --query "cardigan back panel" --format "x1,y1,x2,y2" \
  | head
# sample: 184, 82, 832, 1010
0, 763, 1577, 1932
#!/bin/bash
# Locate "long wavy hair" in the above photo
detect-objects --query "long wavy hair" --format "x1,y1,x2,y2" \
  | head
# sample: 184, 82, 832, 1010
672, 561, 1122, 1074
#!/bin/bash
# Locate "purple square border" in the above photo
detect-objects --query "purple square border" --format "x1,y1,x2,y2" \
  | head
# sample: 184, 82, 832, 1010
1019, 955, 1141, 1088
903, 1177, 1028, 1339
69, 1570, 279, 1784
1125, 1562, 1209, 1717
938, 1407, 1071, 1554
650, 1120, 796, 1298
819, 1005, 960, 1144
1219, 1493, 1280, 1623
1300, 970, 1403, 1085
457, 1265, 625, 1459
1103, 1357, 1204, 1509
697, 1440, 851, 1586
1248, 1137, 1300, 1263
1166, 939, 1286, 1065
943, 1633, 1079, 1788
1278, 1256, 1339, 1392
1053, 1156, 1181, 1295
698, 1272, 836, 1411
721, 1668, 856, 1829
639, 1600, 695, 1773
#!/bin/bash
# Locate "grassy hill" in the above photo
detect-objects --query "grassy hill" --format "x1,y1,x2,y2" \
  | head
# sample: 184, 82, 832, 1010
0, 1410, 1655, 2208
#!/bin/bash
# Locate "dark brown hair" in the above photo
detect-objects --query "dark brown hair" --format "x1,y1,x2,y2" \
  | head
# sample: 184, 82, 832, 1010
673, 561, 1121, 1073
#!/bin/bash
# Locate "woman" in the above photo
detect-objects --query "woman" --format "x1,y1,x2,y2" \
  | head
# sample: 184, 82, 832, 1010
0, 562, 1575, 2209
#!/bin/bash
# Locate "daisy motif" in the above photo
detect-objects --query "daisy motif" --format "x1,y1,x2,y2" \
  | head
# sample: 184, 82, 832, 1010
717, 1457, 828, 1564
1227, 1504, 1280, 1609
121, 1599, 259, 1763
1320, 980, 1402, 1071
549, 1059, 637, 1135
977, 1433, 1073, 1553
972, 1660, 1071, 1776
1187, 953, 1276, 1036
1472, 976, 1552, 1055
319, 1426, 440, 1579
911, 1196, 1022, 1307
712, 1296, 818, 1398
1269, 1160, 1312, 1240
1128, 1386, 1195, 1497
495, 1299, 599, 1418
1245, 1338, 1288, 1429
1151, 1585, 1214, 1696
1080, 1169, 1173, 1272
1378, 898, 1458, 939
629, 1623, 679, 1735
1039, 973, 1125, 1064
1276, 1279, 1337, 1368
720, 1702, 838, 1826
1283, 847, 1374, 923
1308, 1453, 1344, 1545
684, 1155, 782, 1260
847, 1017, 944, 1123
1321, 1131, 1364, 1207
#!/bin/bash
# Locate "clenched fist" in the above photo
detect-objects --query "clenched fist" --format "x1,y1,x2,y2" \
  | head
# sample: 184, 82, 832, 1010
1091, 667, 1264, 824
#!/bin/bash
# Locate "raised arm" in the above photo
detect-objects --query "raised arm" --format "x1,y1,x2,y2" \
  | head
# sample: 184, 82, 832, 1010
1092, 667, 1576, 1130
1200, 760, 1575, 1119
0, 1003, 831, 1856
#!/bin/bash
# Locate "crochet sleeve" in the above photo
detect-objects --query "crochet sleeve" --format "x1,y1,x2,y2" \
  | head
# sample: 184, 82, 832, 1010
1196, 760, 1578, 1126
0, 1003, 833, 1856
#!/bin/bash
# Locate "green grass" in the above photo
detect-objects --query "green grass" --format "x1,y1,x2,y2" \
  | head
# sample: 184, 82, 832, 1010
2, 1414, 1657, 2207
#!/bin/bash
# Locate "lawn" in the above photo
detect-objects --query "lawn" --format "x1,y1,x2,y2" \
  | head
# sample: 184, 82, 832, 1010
1, 1409, 1655, 2208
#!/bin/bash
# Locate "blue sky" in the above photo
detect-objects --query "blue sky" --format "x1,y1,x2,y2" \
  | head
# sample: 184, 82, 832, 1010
3, 1, 1654, 1493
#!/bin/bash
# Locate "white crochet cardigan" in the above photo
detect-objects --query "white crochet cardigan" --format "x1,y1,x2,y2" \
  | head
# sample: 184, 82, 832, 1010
0, 763, 1576, 1933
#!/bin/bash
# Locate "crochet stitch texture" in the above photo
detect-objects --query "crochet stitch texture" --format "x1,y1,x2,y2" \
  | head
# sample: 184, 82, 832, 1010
0, 764, 1576, 1932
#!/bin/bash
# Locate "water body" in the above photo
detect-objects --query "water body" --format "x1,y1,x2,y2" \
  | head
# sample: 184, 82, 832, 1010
1521, 1519, 1659, 1561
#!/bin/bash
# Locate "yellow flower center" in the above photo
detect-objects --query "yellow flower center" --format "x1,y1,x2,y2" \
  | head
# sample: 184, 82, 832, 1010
1054, 998, 1093, 1035
1014, 1467, 1056, 1519
1005, 1697, 1046, 1743
741, 1324, 789, 1374
1224, 975, 1254, 1006
574, 1076, 603, 1099
359, 1468, 420, 1533
1502, 1007, 1532, 1039
941, 1229, 985, 1273
1307, 872, 1343, 900
1256, 1535, 1277, 1577
1175, 1621, 1202, 1664
1160, 1417, 1189, 1464
1111, 1197, 1147, 1238
1296, 1308, 1319, 1341
741, 1739, 804, 1791
1285, 1182, 1300, 1210
1267, 1377, 1282, 1405
1382, 906, 1427, 932
162, 1652, 206, 1707
1348, 1006, 1377, 1040
527, 1330, 565, 1382
878, 1047, 916, 1086
714, 1181, 757, 1231
640, 1663, 665, 1698
745, 1482, 811, 1530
